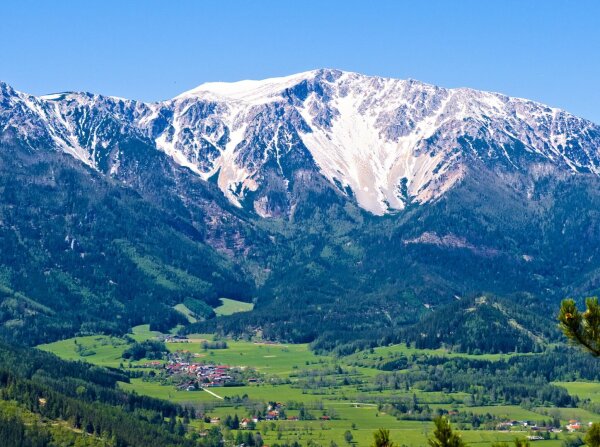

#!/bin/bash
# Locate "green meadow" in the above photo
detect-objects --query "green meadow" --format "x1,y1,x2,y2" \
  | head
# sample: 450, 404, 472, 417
38, 329, 595, 447
553, 381, 600, 404
214, 298, 255, 316
344, 343, 526, 368
174, 303, 198, 323
167, 339, 324, 377
38, 335, 128, 368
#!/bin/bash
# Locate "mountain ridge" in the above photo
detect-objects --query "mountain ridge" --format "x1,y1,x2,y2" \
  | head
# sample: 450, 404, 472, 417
2, 71, 600, 351
2, 69, 599, 216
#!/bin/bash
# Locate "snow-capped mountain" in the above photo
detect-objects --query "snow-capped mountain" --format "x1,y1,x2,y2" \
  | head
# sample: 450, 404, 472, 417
3, 70, 600, 348
2, 69, 600, 216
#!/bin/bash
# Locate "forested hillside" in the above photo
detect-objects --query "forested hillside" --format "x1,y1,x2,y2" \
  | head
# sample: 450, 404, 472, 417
0, 138, 252, 346
0, 342, 227, 446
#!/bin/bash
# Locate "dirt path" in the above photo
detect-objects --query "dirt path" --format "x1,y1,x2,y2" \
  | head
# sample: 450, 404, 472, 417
201, 387, 224, 399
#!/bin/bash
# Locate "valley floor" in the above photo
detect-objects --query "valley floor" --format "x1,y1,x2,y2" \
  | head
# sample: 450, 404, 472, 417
38, 326, 599, 447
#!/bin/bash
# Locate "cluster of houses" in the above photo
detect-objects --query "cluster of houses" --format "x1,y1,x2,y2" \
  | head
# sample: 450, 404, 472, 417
168, 361, 235, 388
207, 416, 266, 427
163, 351, 260, 388
239, 414, 332, 427
143, 360, 162, 368
497, 420, 543, 430
208, 402, 326, 428
566, 420, 591, 432
141, 350, 261, 389
163, 335, 190, 343
497, 419, 591, 434
264, 402, 286, 421
208, 415, 268, 427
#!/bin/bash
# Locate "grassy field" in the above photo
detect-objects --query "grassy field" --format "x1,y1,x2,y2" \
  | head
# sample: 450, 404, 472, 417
130, 324, 161, 342
188, 411, 558, 447
174, 303, 198, 323
38, 329, 594, 447
463, 406, 547, 421
167, 339, 326, 377
214, 298, 254, 316
536, 406, 600, 424
553, 381, 600, 404
38, 334, 128, 368
344, 343, 527, 369
37, 324, 159, 368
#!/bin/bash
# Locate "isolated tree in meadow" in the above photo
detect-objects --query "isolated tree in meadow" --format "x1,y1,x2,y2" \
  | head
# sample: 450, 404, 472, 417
428, 416, 466, 447
372, 428, 395, 447
344, 429, 354, 444
559, 297, 600, 356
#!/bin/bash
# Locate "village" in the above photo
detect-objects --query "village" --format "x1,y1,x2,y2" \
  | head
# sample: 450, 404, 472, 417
494, 418, 592, 441
144, 349, 261, 390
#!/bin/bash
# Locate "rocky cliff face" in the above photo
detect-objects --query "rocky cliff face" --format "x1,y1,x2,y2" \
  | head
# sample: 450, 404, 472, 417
3, 69, 599, 218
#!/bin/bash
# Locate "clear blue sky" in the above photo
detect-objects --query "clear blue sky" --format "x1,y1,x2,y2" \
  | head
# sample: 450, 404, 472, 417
2, 0, 599, 123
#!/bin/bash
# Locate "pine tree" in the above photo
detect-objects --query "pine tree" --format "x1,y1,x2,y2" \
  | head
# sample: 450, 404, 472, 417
372, 428, 395, 447
235, 431, 244, 445
428, 416, 466, 447
586, 423, 600, 447
559, 297, 600, 355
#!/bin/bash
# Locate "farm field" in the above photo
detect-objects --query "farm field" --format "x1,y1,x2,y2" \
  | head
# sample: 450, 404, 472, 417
167, 339, 326, 376
462, 406, 548, 421
38, 329, 596, 447
130, 324, 162, 342
553, 381, 600, 404
37, 334, 129, 368
536, 406, 600, 424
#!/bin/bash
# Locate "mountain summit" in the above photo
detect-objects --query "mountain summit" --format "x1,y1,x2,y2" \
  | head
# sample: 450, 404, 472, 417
3, 69, 599, 215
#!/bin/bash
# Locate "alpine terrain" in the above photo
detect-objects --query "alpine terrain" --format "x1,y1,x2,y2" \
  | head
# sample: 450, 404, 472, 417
2, 69, 600, 353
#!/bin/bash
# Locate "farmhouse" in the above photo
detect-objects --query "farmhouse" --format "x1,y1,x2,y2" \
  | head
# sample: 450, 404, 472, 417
240, 418, 254, 429
164, 335, 190, 343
